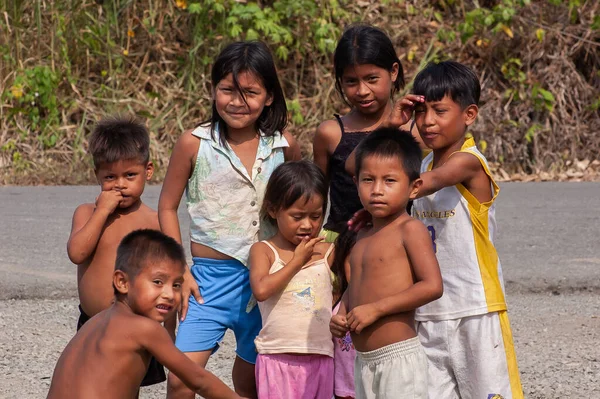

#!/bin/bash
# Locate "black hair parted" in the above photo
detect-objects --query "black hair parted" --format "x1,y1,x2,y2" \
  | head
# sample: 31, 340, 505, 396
89, 116, 150, 168
261, 160, 328, 224
208, 41, 287, 146
331, 225, 357, 297
115, 229, 186, 279
334, 24, 405, 103
412, 61, 481, 108
354, 127, 422, 182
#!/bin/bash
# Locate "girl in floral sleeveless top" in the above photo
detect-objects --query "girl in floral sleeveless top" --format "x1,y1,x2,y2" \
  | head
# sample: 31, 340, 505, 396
159, 41, 300, 399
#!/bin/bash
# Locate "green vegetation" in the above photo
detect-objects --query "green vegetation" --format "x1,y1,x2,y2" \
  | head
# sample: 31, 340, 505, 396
0, 0, 598, 184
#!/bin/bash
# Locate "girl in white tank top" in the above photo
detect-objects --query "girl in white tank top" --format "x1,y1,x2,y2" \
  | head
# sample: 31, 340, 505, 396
249, 160, 335, 399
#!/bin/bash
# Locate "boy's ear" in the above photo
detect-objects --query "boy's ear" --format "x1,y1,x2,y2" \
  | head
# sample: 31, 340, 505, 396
113, 270, 130, 295
353, 175, 358, 186
409, 178, 423, 200
464, 104, 479, 127
145, 162, 154, 181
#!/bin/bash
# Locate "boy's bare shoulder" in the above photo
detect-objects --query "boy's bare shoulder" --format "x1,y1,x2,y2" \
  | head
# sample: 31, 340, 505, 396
73, 202, 96, 217
398, 216, 428, 236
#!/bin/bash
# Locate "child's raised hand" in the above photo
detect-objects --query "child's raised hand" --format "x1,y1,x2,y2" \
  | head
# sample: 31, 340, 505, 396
292, 236, 324, 266
346, 303, 380, 334
347, 208, 372, 232
95, 190, 123, 214
330, 314, 349, 338
387, 94, 425, 128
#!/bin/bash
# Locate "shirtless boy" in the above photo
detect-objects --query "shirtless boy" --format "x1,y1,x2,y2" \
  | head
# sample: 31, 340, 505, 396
48, 229, 239, 399
330, 127, 443, 399
66, 116, 165, 385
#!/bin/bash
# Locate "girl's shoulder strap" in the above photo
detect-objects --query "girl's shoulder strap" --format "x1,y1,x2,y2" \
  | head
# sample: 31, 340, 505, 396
323, 243, 335, 267
333, 114, 346, 135
260, 240, 281, 263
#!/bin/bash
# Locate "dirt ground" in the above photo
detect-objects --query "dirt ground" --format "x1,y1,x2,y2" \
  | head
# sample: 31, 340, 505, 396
1, 292, 599, 399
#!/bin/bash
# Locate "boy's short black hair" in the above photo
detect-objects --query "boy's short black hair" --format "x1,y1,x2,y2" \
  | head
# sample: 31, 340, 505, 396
89, 116, 150, 168
412, 61, 480, 108
355, 127, 422, 182
115, 229, 186, 281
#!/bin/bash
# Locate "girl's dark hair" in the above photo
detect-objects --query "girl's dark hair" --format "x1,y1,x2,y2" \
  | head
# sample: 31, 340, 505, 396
412, 61, 481, 108
207, 41, 287, 146
333, 24, 405, 104
331, 224, 357, 297
261, 160, 328, 225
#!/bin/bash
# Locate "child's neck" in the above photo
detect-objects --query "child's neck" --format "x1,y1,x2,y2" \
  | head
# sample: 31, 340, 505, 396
226, 125, 259, 145
270, 232, 297, 252
348, 102, 392, 131
371, 209, 409, 231
432, 137, 466, 169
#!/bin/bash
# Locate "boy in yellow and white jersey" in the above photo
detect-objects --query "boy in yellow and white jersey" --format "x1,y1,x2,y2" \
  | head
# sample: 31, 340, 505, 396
392, 61, 524, 399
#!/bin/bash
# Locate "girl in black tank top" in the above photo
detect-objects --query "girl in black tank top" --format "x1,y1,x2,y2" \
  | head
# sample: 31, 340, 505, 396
324, 115, 370, 232
313, 25, 406, 235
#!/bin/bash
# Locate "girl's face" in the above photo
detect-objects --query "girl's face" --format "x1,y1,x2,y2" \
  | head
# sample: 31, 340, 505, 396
271, 194, 325, 246
341, 63, 399, 115
214, 71, 273, 134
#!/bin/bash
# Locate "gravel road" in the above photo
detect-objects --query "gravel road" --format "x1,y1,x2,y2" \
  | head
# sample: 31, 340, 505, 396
1, 183, 599, 398
2, 292, 599, 398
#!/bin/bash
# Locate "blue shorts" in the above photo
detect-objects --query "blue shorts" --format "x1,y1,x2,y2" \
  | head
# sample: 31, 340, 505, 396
175, 257, 262, 364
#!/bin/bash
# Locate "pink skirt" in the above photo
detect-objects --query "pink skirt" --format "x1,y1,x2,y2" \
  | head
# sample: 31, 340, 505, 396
333, 302, 356, 398
255, 353, 334, 399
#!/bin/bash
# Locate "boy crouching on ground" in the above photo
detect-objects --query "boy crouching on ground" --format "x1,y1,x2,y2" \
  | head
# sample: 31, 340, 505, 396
48, 229, 240, 399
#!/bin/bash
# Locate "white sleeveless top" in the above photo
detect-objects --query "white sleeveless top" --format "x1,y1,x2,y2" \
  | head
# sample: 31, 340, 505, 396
254, 241, 334, 357
185, 124, 288, 266
412, 138, 507, 321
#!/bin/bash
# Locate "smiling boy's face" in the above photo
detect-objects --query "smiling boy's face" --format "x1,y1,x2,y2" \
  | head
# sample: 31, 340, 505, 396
413, 95, 478, 151
115, 258, 185, 323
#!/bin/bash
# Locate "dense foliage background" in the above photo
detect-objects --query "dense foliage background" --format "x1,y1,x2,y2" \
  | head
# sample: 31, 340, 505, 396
1, 0, 599, 184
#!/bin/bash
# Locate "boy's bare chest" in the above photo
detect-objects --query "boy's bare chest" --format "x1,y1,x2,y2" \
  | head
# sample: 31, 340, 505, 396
351, 233, 408, 276
98, 213, 158, 251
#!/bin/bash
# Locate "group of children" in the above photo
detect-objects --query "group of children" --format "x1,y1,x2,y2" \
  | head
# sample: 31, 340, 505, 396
48, 23, 524, 399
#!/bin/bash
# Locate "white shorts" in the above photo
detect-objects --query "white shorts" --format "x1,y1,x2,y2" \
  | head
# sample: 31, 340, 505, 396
354, 337, 428, 399
416, 311, 523, 399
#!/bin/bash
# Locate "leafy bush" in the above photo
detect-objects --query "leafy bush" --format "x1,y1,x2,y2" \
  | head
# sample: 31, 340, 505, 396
0, 0, 598, 183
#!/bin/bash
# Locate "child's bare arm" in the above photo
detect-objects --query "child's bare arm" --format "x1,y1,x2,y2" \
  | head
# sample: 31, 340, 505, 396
158, 130, 197, 245
330, 289, 350, 338
249, 239, 324, 302
158, 130, 202, 320
347, 220, 442, 334
139, 319, 240, 399
66, 192, 122, 264
312, 120, 340, 179
417, 152, 483, 198
283, 131, 302, 161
